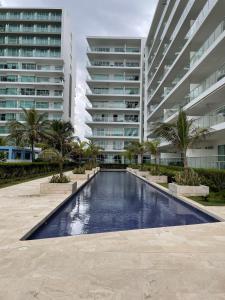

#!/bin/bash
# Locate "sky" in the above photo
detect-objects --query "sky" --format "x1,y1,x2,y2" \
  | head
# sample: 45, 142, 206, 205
2, 0, 157, 140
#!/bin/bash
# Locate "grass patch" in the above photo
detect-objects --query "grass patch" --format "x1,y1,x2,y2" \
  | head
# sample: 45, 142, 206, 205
190, 190, 225, 206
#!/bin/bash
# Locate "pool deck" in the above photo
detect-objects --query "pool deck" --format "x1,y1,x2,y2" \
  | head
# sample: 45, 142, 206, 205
0, 172, 225, 299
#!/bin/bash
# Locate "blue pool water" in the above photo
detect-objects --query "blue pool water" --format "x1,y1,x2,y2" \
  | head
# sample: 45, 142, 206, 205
28, 172, 218, 240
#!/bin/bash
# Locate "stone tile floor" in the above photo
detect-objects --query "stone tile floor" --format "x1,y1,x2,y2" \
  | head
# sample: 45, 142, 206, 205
0, 172, 225, 299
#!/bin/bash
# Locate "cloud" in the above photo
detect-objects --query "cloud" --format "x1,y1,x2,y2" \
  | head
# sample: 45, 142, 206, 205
2, 0, 157, 140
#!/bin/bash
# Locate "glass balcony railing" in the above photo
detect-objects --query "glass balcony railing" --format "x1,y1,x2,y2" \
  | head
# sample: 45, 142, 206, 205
90, 75, 140, 81
0, 14, 61, 22
92, 131, 139, 137
0, 77, 63, 84
88, 47, 140, 53
0, 50, 61, 58
90, 88, 140, 95
186, 0, 218, 39
92, 102, 139, 109
92, 117, 139, 123
0, 89, 63, 97
88, 61, 140, 68
0, 64, 63, 71
190, 19, 225, 67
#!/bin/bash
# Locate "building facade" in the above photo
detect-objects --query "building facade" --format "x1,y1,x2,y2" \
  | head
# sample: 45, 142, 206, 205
86, 37, 144, 164
145, 0, 225, 169
0, 7, 75, 137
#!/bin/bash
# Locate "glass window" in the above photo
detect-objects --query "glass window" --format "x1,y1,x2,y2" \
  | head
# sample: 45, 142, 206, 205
21, 88, 35, 95
36, 102, 49, 108
36, 77, 49, 82
21, 48, 33, 57
54, 90, 63, 96
37, 90, 49, 96
22, 63, 36, 70
19, 100, 34, 108
7, 48, 19, 56
8, 36, 19, 44
22, 25, 34, 32
35, 49, 48, 57
21, 76, 35, 82
36, 24, 48, 33
8, 24, 20, 32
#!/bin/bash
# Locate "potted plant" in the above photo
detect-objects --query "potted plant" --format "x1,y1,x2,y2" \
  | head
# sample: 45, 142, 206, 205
39, 120, 77, 195
144, 140, 167, 183
154, 110, 209, 195
71, 166, 89, 181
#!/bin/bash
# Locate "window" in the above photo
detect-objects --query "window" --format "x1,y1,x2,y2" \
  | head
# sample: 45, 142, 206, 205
36, 12, 49, 20
19, 100, 34, 108
7, 48, 19, 56
22, 25, 34, 32
21, 76, 35, 82
37, 90, 49, 96
36, 37, 48, 45
36, 24, 48, 32
21, 88, 35, 95
8, 36, 19, 44
8, 24, 20, 32
36, 102, 49, 109
54, 90, 63, 96
22, 63, 36, 70
22, 36, 34, 45
36, 77, 49, 82
0, 100, 17, 108
36, 49, 48, 57
21, 48, 33, 57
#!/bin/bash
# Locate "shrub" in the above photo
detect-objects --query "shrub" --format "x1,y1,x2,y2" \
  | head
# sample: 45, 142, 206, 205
49, 174, 70, 183
195, 168, 225, 192
0, 162, 76, 186
175, 169, 201, 186
73, 166, 85, 174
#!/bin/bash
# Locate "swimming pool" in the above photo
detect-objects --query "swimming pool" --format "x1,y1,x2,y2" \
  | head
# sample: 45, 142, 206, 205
27, 171, 218, 240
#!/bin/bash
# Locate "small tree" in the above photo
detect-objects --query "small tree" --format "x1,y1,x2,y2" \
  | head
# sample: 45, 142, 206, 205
154, 110, 208, 171
145, 140, 160, 174
41, 120, 74, 182
85, 141, 102, 166
125, 141, 145, 165
70, 141, 87, 165
7, 108, 49, 161
124, 149, 133, 164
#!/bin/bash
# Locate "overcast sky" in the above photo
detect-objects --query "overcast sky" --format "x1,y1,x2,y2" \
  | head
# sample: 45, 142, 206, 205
2, 0, 157, 140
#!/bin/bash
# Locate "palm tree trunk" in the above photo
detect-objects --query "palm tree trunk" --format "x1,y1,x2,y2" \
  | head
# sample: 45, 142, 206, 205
31, 139, 34, 162
182, 150, 188, 170
59, 160, 63, 179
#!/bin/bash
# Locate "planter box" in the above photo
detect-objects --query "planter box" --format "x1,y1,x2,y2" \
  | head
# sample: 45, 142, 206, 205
40, 182, 77, 195
138, 171, 149, 177
147, 175, 168, 184
70, 174, 89, 181
169, 183, 209, 197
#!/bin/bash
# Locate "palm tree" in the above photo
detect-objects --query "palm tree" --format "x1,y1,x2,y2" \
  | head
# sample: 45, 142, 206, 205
124, 149, 133, 164
0, 137, 6, 146
125, 141, 145, 165
145, 140, 160, 173
85, 141, 102, 165
70, 141, 87, 164
154, 110, 208, 170
41, 120, 74, 180
7, 108, 49, 161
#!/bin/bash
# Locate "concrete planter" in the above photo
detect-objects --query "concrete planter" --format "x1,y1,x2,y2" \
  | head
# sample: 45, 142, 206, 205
70, 174, 89, 181
138, 171, 149, 177
147, 175, 168, 184
40, 182, 77, 195
169, 183, 209, 197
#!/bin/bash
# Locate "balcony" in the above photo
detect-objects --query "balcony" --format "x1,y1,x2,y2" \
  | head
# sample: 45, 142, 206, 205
88, 116, 139, 124
88, 74, 140, 82
87, 88, 140, 96
0, 13, 62, 22
87, 46, 140, 54
87, 60, 140, 68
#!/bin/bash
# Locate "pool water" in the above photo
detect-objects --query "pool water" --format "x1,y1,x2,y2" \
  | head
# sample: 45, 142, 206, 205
28, 172, 218, 240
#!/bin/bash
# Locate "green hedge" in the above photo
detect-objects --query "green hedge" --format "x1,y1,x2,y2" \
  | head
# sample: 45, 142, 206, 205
0, 162, 76, 186
99, 164, 128, 169
129, 163, 225, 191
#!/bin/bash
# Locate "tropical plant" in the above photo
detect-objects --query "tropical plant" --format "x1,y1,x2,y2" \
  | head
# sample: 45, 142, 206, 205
145, 140, 160, 174
124, 149, 133, 164
175, 169, 201, 186
125, 141, 145, 165
40, 120, 74, 182
7, 108, 49, 161
154, 110, 208, 170
85, 141, 102, 165
0, 137, 6, 146
73, 166, 86, 174
70, 141, 87, 164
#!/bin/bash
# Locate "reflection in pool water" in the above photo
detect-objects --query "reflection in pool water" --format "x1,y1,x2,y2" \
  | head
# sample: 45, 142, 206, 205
28, 172, 218, 239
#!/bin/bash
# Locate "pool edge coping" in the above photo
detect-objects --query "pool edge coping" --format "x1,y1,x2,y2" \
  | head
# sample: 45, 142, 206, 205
20, 171, 99, 241
127, 169, 225, 223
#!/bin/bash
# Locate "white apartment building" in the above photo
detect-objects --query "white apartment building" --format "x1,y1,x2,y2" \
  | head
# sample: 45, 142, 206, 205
145, 0, 225, 169
86, 37, 144, 164
0, 7, 75, 137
